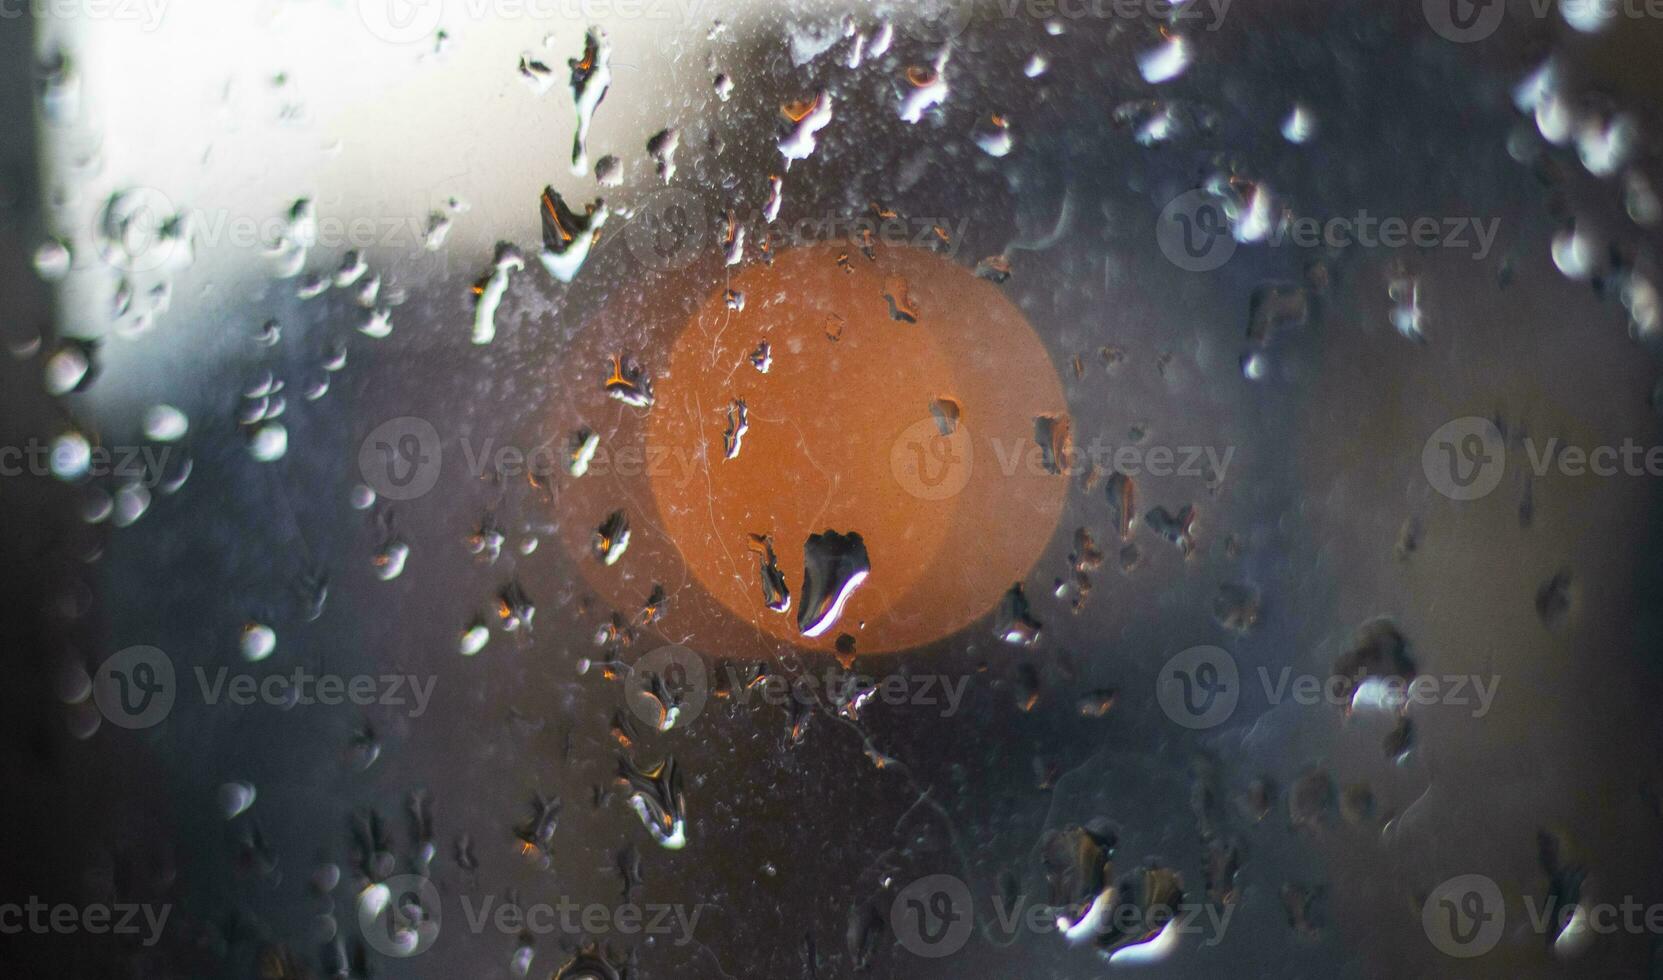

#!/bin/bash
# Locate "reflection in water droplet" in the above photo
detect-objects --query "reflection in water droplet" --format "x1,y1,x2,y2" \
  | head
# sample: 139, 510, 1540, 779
219, 781, 256, 819
538, 188, 608, 283
749, 533, 791, 613
779, 91, 834, 165
899, 52, 950, 124
593, 511, 631, 566
471, 243, 525, 346
797, 530, 870, 638
618, 755, 687, 849
568, 28, 612, 176
1282, 103, 1316, 144
1138, 33, 1190, 84
723, 399, 748, 460
241, 622, 276, 662
604, 354, 654, 407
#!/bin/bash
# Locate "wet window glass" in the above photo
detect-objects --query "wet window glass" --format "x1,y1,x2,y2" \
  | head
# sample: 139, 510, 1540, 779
5, 1, 1663, 977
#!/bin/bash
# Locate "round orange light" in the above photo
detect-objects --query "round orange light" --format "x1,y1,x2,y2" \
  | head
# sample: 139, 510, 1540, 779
555, 242, 1067, 658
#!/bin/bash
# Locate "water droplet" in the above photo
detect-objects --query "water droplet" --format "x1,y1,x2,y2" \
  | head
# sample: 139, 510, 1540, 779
248, 422, 288, 461
883, 276, 919, 322
594, 510, 631, 566
618, 755, 687, 849
33, 239, 71, 281
973, 113, 1014, 157
111, 483, 151, 527
595, 154, 622, 187
219, 781, 257, 819
1035, 414, 1072, 475
749, 534, 791, 613
1138, 33, 1191, 84
1144, 504, 1196, 555
518, 53, 555, 95
359, 307, 393, 339
569, 28, 613, 175
722, 399, 748, 460
568, 429, 601, 476
241, 622, 277, 662
143, 404, 188, 442
779, 91, 834, 164
538, 187, 609, 283
1281, 103, 1316, 144
44, 345, 89, 395
645, 127, 680, 183
50, 432, 91, 481
994, 582, 1042, 646
373, 539, 410, 581
471, 243, 525, 345
798, 530, 870, 638
899, 52, 950, 123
